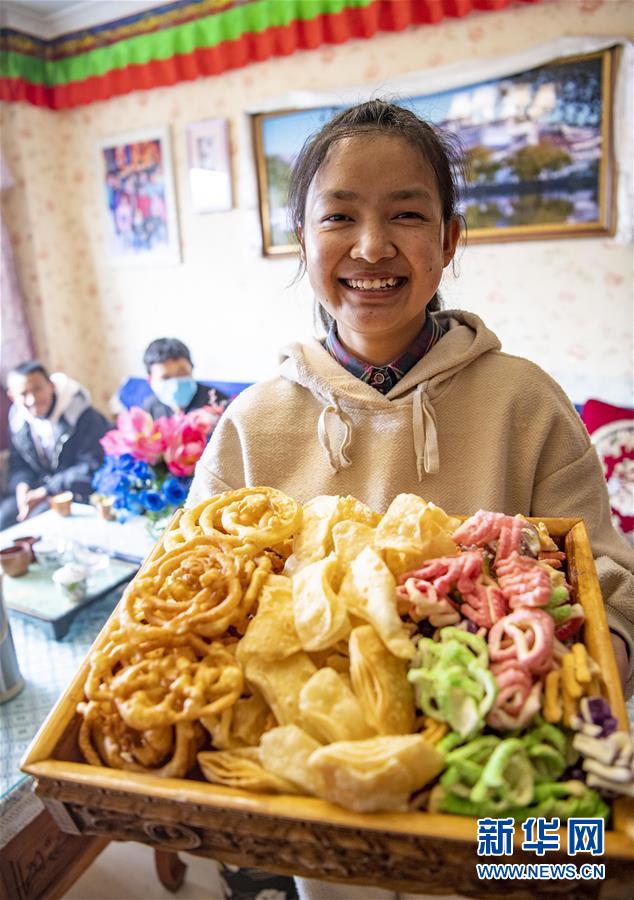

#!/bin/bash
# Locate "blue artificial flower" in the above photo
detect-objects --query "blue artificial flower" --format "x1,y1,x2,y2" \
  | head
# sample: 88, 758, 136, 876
139, 490, 166, 513
162, 477, 189, 505
124, 494, 145, 515
118, 453, 136, 472
131, 460, 153, 482
111, 473, 132, 496
96, 470, 126, 495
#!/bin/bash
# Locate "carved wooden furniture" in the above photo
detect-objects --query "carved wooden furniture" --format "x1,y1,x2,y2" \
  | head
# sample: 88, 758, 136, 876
0, 801, 107, 900
20, 519, 634, 898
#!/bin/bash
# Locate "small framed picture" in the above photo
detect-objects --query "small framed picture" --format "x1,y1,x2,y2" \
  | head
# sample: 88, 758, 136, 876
186, 118, 233, 213
98, 126, 181, 266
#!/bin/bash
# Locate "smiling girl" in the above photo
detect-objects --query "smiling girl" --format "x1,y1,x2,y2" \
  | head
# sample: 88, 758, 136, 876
188, 94, 633, 900
189, 94, 633, 754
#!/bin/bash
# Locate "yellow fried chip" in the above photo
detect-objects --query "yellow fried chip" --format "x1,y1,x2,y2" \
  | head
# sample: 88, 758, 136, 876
331, 520, 376, 569
375, 494, 459, 578
339, 546, 414, 660
349, 625, 415, 734
299, 667, 374, 743
292, 555, 350, 651
308, 734, 445, 812
285, 495, 342, 574
259, 724, 325, 795
286, 495, 380, 575
235, 574, 301, 663
198, 747, 298, 794
336, 496, 381, 529
534, 520, 559, 552
201, 691, 274, 750
243, 652, 317, 726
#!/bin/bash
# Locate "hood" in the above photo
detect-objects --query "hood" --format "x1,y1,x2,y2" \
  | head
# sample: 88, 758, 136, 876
277, 310, 501, 478
9, 372, 92, 434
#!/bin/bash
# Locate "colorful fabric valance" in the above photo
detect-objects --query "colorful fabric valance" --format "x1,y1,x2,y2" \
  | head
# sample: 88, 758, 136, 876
0, 0, 543, 109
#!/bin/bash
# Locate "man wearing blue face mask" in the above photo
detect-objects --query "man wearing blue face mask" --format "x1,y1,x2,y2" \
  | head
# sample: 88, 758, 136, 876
142, 338, 228, 418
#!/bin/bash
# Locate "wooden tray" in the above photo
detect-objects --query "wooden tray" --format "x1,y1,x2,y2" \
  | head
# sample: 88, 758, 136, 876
21, 517, 634, 898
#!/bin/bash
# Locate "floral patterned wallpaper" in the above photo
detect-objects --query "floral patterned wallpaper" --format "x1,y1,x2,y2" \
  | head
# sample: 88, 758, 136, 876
0, 0, 632, 413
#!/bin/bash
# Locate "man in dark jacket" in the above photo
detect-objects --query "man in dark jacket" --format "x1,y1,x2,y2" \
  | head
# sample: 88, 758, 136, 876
0, 361, 111, 528
142, 338, 228, 419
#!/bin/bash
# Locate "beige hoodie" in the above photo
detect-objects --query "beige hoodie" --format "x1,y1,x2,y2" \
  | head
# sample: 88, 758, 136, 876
189, 310, 634, 691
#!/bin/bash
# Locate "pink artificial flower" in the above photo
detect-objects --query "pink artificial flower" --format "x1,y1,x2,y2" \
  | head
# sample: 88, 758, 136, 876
187, 404, 225, 435
161, 413, 211, 477
100, 407, 165, 465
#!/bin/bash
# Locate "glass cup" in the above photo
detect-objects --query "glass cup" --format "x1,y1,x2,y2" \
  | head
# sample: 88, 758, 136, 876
33, 536, 67, 568
52, 563, 88, 603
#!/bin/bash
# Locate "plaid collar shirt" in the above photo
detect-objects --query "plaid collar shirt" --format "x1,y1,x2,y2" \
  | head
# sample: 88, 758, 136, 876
325, 315, 446, 394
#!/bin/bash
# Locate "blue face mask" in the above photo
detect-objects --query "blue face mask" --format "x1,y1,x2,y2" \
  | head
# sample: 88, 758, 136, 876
152, 377, 197, 410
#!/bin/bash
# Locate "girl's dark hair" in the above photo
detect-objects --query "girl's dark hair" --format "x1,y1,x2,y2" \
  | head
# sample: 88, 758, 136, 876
287, 99, 466, 333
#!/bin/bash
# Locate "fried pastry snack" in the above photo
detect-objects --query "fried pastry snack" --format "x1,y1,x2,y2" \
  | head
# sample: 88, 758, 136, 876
235, 574, 302, 662
292, 555, 350, 651
180, 486, 301, 550
77, 487, 611, 821
375, 494, 460, 578
86, 629, 243, 729
78, 699, 203, 778
241, 652, 317, 727
259, 724, 325, 795
307, 734, 445, 813
349, 625, 415, 735
299, 666, 374, 743
285, 494, 380, 574
339, 546, 414, 660
201, 690, 275, 750
197, 746, 299, 794
120, 539, 271, 641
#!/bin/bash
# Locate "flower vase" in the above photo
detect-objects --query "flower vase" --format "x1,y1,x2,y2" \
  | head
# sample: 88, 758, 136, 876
145, 514, 172, 542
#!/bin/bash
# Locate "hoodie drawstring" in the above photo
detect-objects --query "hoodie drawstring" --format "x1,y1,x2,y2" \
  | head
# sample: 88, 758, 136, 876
413, 382, 440, 478
318, 401, 352, 473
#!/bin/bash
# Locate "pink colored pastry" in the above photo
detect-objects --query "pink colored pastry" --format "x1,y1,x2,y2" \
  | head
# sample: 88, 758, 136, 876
538, 550, 566, 569
487, 662, 543, 730
460, 578, 507, 630
399, 551, 483, 597
496, 551, 552, 609
398, 552, 484, 626
488, 607, 555, 674
398, 581, 461, 627
452, 510, 523, 562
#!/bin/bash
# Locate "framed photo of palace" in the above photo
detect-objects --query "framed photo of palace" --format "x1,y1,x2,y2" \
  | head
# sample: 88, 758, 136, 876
252, 47, 617, 257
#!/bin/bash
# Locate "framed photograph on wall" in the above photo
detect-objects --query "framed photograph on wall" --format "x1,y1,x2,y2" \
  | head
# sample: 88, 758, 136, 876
186, 118, 233, 213
98, 126, 181, 265
252, 47, 616, 256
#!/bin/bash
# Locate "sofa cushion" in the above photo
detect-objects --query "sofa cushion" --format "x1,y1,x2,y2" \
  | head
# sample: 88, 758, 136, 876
118, 377, 251, 410
582, 398, 634, 544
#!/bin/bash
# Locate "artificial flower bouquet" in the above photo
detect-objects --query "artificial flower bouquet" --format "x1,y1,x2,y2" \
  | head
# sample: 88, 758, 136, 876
92, 404, 224, 526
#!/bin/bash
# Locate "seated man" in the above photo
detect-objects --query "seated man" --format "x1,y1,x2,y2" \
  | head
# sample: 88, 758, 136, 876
0, 361, 111, 528
143, 337, 228, 418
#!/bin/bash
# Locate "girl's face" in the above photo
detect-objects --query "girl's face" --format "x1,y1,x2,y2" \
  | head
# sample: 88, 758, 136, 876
300, 133, 460, 363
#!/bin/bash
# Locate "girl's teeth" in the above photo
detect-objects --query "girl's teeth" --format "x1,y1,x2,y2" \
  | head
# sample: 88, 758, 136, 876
346, 277, 399, 290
